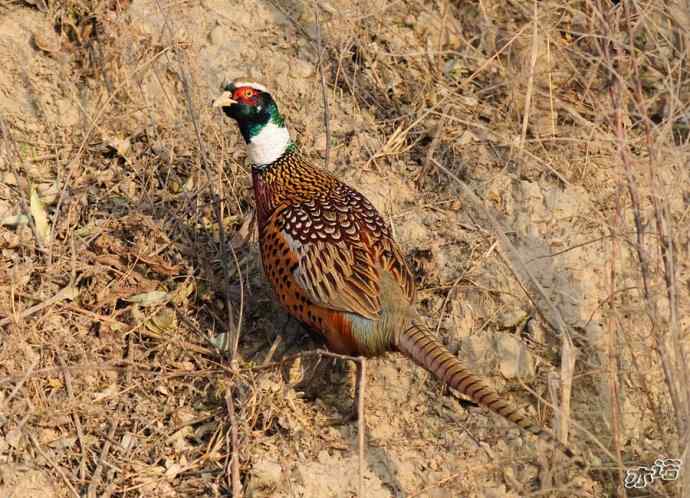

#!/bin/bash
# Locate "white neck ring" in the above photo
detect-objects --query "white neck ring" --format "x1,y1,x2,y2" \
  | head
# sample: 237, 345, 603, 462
248, 122, 291, 165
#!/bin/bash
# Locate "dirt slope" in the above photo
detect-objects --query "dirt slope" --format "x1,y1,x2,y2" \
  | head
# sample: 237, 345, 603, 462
1, 0, 688, 497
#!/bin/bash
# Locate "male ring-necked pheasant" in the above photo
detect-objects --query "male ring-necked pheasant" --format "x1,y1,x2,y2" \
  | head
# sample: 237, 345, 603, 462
213, 80, 580, 463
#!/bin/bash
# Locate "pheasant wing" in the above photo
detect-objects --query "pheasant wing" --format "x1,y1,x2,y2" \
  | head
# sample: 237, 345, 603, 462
292, 238, 381, 319
272, 183, 412, 320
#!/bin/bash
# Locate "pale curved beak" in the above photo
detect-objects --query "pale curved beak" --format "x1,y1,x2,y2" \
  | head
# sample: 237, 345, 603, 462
213, 91, 237, 108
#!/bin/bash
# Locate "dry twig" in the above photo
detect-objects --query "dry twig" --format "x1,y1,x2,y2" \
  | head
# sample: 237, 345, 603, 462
225, 386, 243, 498
313, 0, 331, 169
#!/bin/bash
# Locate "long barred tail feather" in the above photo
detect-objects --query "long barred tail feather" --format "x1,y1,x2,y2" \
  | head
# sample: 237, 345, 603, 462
396, 323, 584, 468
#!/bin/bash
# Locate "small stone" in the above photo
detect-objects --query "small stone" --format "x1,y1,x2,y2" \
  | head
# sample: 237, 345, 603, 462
318, 1, 337, 15
457, 130, 478, 146
314, 133, 327, 152
209, 24, 225, 46
5, 429, 22, 448
289, 59, 315, 79
398, 218, 429, 248
462, 334, 495, 376
497, 310, 529, 329
497, 334, 535, 381
32, 31, 61, 54
0, 172, 17, 186
317, 450, 330, 463
0, 230, 20, 249
246, 460, 283, 498
0, 464, 58, 498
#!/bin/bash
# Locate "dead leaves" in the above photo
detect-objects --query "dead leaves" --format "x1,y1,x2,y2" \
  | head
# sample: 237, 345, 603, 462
91, 216, 180, 278
74, 214, 188, 333
29, 184, 50, 245
229, 209, 257, 250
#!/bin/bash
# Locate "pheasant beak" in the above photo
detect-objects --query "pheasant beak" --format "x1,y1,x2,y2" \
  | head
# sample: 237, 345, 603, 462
213, 91, 237, 108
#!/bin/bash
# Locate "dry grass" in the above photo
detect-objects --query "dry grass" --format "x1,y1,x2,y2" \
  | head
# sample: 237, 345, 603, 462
1, 0, 688, 496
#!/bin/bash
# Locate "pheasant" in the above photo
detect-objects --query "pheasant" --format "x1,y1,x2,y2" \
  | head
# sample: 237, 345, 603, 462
213, 80, 580, 464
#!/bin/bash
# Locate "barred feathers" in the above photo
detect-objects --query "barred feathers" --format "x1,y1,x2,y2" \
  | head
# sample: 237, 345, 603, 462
396, 323, 582, 464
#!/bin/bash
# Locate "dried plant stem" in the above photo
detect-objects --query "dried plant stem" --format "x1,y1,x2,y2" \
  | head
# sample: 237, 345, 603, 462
607, 185, 627, 497
0, 360, 37, 411
603, 4, 685, 448
314, 0, 331, 169
620, 0, 690, 437
86, 417, 119, 498
595, 4, 688, 494
520, 379, 614, 462
429, 158, 575, 342
416, 115, 446, 184
155, 0, 244, 361
407, 471, 462, 498
0, 285, 78, 328
518, 0, 539, 158
558, 335, 575, 445
225, 387, 243, 498
58, 357, 88, 482
28, 432, 80, 498
357, 358, 366, 498
428, 157, 591, 456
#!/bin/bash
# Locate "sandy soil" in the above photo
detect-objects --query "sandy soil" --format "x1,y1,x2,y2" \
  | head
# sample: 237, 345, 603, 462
0, 0, 688, 497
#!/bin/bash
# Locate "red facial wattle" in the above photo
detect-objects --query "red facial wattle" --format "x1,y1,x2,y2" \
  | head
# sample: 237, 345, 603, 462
233, 87, 258, 105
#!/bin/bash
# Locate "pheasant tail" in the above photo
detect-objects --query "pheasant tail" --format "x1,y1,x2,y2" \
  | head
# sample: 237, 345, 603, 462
396, 323, 582, 464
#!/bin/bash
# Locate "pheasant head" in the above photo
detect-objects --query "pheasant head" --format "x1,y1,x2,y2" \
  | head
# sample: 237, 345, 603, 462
213, 80, 293, 165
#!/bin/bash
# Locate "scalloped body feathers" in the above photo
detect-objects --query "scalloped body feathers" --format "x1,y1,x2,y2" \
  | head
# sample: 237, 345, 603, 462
253, 148, 415, 355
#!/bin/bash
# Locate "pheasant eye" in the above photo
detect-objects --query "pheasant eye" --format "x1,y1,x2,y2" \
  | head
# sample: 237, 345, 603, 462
234, 87, 256, 102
